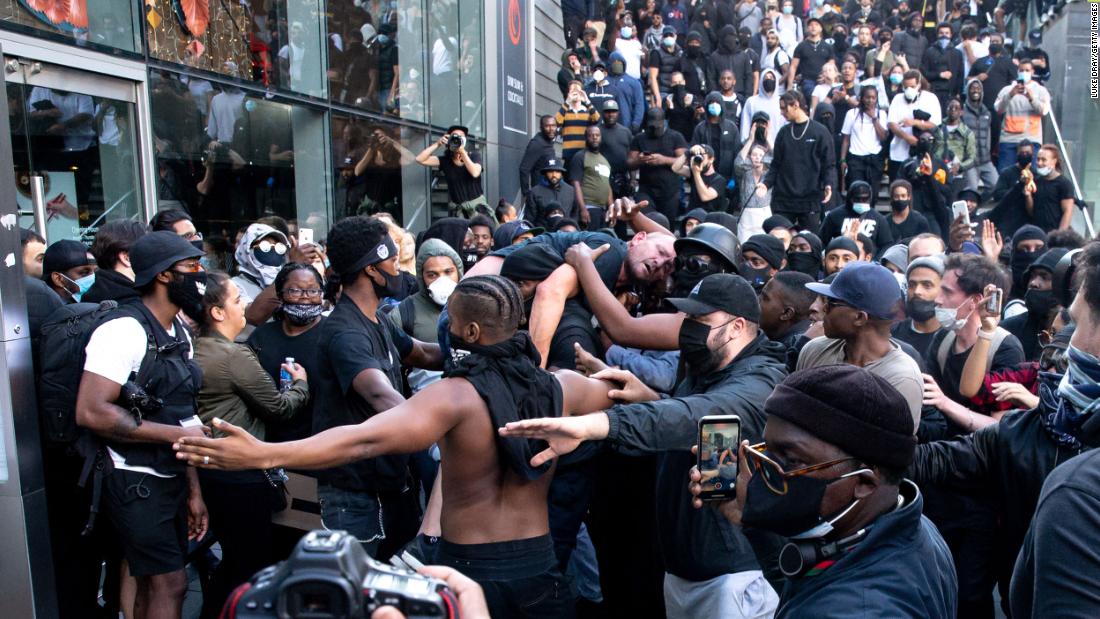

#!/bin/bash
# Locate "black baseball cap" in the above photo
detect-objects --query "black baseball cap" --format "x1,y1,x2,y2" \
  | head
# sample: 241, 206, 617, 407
752, 111, 771, 124
493, 220, 544, 249
667, 273, 761, 323
542, 158, 567, 173
131, 230, 204, 287
805, 262, 902, 320
42, 240, 94, 277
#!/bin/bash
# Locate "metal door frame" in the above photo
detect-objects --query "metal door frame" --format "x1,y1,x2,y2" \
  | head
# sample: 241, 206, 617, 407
0, 29, 158, 224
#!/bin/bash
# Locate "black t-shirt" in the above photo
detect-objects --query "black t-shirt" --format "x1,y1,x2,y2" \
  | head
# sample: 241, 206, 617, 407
439, 150, 484, 203
599, 122, 634, 174
311, 297, 414, 491
793, 39, 836, 82
247, 318, 327, 443
887, 209, 932, 243
819, 206, 894, 256
492, 231, 628, 292
1001, 311, 1043, 361
1031, 174, 1073, 232
891, 319, 942, 362
687, 170, 728, 212
631, 129, 689, 197
926, 328, 1025, 434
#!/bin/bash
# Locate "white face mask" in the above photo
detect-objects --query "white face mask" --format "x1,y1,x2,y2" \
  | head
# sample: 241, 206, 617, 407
428, 276, 458, 306
1035, 166, 1053, 177
593, 70, 606, 82
935, 301, 972, 331
904, 86, 919, 101
791, 491, 866, 540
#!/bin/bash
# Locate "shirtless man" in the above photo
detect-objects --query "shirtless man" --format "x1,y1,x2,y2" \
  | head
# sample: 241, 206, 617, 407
175, 275, 615, 617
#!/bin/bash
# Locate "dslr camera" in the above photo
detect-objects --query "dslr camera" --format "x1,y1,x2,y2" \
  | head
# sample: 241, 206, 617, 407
447, 133, 467, 151
226, 529, 460, 618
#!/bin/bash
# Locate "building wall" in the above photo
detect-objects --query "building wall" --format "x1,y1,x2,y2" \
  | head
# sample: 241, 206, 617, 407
533, 0, 566, 117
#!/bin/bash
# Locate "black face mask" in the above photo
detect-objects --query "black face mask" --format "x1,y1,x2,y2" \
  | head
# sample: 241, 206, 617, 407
739, 465, 839, 538
1017, 151, 1033, 168
891, 198, 910, 212
741, 263, 772, 291
687, 46, 703, 58
785, 252, 820, 278
723, 35, 738, 50
254, 247, 287, 268
282, 302, 324, 326
168, 271, 208, 322
989, 43, 1003, 55
1024, 288, 1057, 317
369, 266, 404, 299
763, 78, 776, 93
645, 122, 667, 138
678, 318, 733, 375
906, 297, 937, 322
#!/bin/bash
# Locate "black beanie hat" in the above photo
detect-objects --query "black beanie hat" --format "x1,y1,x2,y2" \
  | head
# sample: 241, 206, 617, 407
764, 365, 917, 468
742, 234, 786, 270
825, 236, 861, 257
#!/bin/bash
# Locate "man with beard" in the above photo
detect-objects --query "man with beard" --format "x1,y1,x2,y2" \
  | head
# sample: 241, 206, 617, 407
892, 256, 946, 360
569, 124, 612, 222
597, 100, 635, 198
500, 273, 788, 618
75, 231, 211, 619
176, 275, 620, 617
629, 107, 689, 222
759, 29, 790, 94
529, 159, 579, 227
1000, 248, 1067, 360
518, 116, 559, 206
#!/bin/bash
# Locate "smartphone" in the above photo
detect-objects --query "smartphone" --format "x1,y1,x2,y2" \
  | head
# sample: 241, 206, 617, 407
298, 227, 314, 246
987, 288, 1002, 315
697, 415, 741, 501
951, 200, 970, 226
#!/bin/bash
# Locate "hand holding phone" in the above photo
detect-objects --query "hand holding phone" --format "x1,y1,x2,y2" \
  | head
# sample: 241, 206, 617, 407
697, 415, 741, 501
951, 200, 971, 227
298, 227, 314, 246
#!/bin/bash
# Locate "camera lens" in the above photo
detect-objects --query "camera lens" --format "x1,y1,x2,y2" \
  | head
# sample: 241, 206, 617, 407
691, 155, 704, 166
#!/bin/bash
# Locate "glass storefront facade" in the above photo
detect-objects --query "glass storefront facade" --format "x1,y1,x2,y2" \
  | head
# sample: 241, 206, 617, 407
0, 0, 487, 241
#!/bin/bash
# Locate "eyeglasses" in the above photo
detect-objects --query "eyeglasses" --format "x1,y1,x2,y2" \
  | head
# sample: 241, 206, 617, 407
675, 254, 715, 274
744, 442, 861, 495
283, 287, 323, 300
255, 240, 288, 255
825, 297, 853, 311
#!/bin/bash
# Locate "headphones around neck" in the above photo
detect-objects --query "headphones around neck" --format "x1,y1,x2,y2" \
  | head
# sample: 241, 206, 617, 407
777, 528, 868, 577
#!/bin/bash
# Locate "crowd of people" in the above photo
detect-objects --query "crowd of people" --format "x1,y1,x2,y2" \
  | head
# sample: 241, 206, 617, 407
17, 1, 1100, 619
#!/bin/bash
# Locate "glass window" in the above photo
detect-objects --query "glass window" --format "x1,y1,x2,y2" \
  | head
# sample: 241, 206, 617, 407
327, 0, 426, 122
7, 61, 143, 243
0, 0, 140, 52
331, 114, 429, 229
149, 70, 331, 249
427, 0, 482, 134
145, 0, 326, 98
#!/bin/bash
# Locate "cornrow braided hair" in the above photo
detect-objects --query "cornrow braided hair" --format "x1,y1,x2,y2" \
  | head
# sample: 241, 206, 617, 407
452, 275, 526, 331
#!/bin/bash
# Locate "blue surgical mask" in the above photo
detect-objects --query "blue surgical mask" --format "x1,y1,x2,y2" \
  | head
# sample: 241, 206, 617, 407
63, 272, 96, 302
663, 36, 677, 48
377, 34, 390, 44
707, 102, 722, 116
852, 202, 871, 214
1017, 71, 1032, 83
621, 26, 633, 38
782, 5, 793, 13
244, 99, 257, 112
889, 73, 903, 85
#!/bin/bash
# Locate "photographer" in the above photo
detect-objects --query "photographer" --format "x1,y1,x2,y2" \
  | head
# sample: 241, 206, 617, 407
673, 144, 728, 213
415, 125, 486, 218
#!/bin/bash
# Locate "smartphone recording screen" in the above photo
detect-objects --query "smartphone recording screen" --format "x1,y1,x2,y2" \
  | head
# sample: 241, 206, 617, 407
698, 419, 741, 496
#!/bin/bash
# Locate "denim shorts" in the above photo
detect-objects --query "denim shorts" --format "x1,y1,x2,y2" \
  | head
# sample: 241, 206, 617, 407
318, 484, 385, 555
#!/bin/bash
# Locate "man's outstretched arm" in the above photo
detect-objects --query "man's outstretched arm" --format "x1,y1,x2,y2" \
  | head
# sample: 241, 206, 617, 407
176, 378, 475, 470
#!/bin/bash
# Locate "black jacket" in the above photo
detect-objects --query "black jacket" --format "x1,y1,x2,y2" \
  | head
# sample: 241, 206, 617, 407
909, 381, 1100, 587
921, 43, 964, 96
518, 134, 558, 197
83, 268, 141, 305
818, 205, 895, 258
605, 333, 788, 580
529, 181, 578, 226
692, 117, 741, 180
777, 480, 957, 618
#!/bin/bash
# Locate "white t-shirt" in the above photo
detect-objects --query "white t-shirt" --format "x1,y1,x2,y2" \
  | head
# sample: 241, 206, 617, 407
841, 107, 888, 156
84, 317, 198, 477
887, 90, 942, 162
956, 39, 989, 79
615, 38, 646, 80
206, 90, 246, 143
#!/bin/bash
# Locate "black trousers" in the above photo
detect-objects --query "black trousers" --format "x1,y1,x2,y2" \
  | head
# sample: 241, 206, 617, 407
198, 471, 275, 619
845, 152, 884, 200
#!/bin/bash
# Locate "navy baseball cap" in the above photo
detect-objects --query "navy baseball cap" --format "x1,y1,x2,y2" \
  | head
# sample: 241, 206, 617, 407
667, 273, 761, 323
806, 262, 902, 320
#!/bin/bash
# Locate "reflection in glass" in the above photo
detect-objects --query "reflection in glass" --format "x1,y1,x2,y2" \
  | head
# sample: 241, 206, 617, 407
327, 0, 426, 122
0, 0, 139, 52
8, 82, 143, 243
149, 70, 330, 241
145, 0, 326, 97
332, 114, 428, 226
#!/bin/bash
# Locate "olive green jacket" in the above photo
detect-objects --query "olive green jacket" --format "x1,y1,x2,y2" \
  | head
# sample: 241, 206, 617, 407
194, 332, 308, 440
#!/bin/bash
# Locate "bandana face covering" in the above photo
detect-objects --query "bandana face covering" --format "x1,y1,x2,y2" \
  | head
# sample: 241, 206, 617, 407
282, 303, 323, 326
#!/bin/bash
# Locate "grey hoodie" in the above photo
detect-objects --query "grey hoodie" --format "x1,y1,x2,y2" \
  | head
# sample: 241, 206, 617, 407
962, 78, 993, 165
